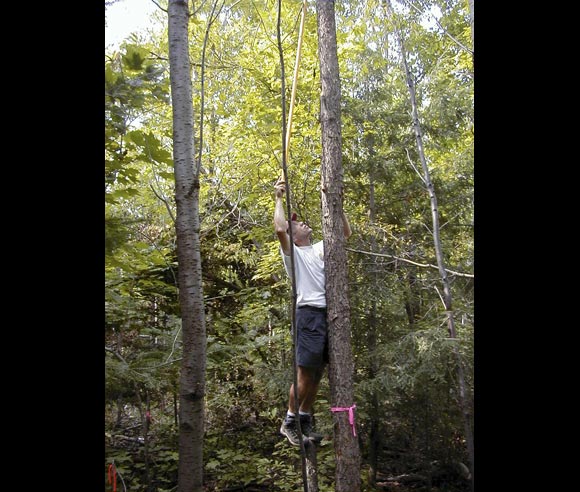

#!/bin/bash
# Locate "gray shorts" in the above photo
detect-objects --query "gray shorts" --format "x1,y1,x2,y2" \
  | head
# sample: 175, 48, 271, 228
296, 305, 329, 368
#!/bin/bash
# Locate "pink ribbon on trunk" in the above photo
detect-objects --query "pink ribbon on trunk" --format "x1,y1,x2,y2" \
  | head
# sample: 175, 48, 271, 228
330, 403, 357, 436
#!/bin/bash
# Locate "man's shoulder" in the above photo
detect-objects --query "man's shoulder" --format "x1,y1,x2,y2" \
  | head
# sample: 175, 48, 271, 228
311, 241, 324, 257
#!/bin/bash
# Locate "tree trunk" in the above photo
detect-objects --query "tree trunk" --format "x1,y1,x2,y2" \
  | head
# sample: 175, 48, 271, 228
305, 441, 319, 492
401, 243, 422, 327
384, 1, 474, 489
144, 392, 153, 492
168, 2, 207, 492
367, 170, 380, 488
468, 0, 474, 47
367, 307, 380, 489
173, 387, 179, 428
316, 1, 361, 491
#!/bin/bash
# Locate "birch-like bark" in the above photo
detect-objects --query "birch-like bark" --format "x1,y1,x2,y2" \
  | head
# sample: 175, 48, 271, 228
316, 1, 361, 491
168, 2, 207, 492
468, 0, 474, 48
384, 1, 473, 489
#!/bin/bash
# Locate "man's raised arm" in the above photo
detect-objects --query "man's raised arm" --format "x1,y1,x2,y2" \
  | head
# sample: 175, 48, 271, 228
273, 177, 292, 256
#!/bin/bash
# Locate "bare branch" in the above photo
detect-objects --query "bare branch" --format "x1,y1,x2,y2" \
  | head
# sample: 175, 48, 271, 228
346, 247, 473, 278
150, 0, 167, 13
105, 347, 148, 377
404, 0, 473, 55
149, 183, 176, 222
405, 147, 426, 185
200, 191, 242, 238
134, 357, 182, 370
106, 346, 133, 365
433, 285, 446, 309
147, 50, 169, 61
165, 325, 182, 363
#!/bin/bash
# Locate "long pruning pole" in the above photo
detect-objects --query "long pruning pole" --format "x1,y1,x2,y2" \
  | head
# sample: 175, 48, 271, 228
285, 0, 308, 165
277, 1, 309, 491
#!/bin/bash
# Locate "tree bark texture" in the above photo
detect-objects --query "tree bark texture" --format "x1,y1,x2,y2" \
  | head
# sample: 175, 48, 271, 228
468, 0, 474, 47
316, 1, 361, 491
168, 1, 207, 492
305, 440, 319, 492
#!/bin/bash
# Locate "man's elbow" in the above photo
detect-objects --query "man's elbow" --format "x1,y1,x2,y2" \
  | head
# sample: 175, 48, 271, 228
344, 224, 353, 240
276, 231, 291, 255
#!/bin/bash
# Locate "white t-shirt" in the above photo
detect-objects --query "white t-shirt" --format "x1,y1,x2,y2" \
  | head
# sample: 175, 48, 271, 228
282, 241, 326, 308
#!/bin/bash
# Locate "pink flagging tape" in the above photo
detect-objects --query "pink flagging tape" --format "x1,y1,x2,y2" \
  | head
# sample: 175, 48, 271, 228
330, 404, 357, 436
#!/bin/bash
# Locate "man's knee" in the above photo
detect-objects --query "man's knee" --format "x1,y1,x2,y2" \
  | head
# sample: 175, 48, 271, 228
298, 366, 316, 382
298, 365, 325, 384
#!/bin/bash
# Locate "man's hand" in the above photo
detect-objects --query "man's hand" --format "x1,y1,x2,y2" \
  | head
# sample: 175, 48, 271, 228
274, 176, 286, 199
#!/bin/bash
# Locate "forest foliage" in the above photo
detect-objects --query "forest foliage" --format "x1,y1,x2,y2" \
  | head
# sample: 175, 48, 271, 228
105, 0, 473, 490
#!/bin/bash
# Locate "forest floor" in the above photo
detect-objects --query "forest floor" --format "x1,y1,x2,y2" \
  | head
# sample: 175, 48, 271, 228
205, 467, 470, 492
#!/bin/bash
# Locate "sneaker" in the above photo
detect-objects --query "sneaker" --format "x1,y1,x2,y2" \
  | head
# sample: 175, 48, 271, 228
300, 414, 323, 442
280, 418, 300, 446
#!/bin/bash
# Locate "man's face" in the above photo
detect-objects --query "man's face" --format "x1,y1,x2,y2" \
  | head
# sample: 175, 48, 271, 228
288, 220, 312, 243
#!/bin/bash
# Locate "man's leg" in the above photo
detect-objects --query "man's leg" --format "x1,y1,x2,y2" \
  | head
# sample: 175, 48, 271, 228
297, 365, 325, 441
281, 366, 323, 445
298, 365, 325, 413
281, 306, 327, 445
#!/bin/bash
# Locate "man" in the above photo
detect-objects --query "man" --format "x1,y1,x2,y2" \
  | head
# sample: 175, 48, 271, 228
273, 176, 352, 446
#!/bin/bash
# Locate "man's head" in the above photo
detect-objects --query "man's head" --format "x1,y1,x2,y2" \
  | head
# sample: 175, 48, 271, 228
287, 212, 312, 245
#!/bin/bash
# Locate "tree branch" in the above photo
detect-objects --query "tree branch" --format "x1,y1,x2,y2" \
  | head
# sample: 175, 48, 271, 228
150, 0, 167, 13
149, 183, 176, 222
405, 147, 426, 185
346, 247, 473, 278
105, 346, 129, 364
165, 326, 182, 363
404, 0, 473, 55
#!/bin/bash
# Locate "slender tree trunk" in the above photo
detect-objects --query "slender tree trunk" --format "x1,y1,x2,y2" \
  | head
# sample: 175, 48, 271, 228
367, 306, 380, 488
403, 271, 419, 326
402, 248, 420, 326
134, 387, 151, 491
384, 1, 474, 489
173, 388, 179, 427
144, 393, 153, 492
423, 391, 432, 492
198, 0, 222, 171
114, 331, 124, 427
305, 441, 319, 492
168, 2, 207, 491
316, 2, 361, 491
468, 0, 474, 47
115, 397, 123, 429
367, 171, 380, 488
